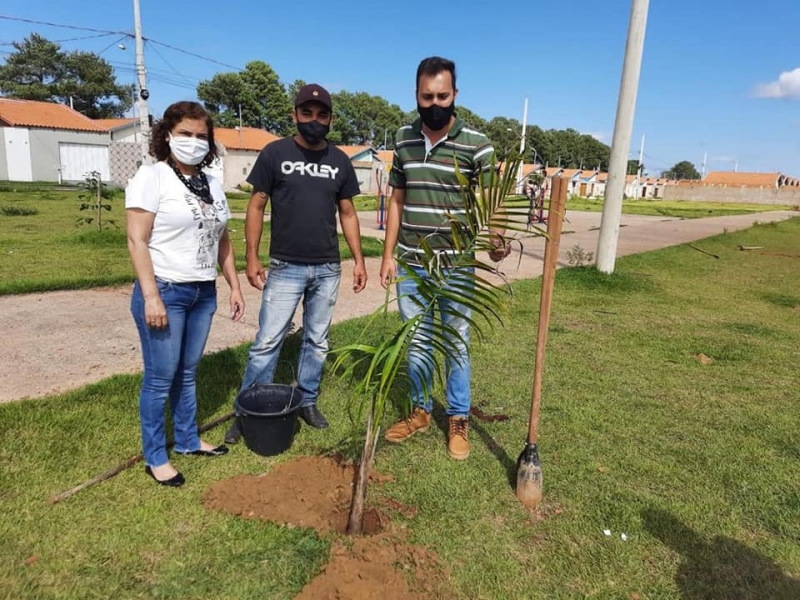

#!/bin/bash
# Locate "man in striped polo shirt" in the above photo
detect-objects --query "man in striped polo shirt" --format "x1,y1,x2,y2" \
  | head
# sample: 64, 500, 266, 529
379, 56, 507, 460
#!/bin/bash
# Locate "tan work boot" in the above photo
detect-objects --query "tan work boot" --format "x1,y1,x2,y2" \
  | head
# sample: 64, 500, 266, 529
447, 416, 470, 460
385, 407, 431, 443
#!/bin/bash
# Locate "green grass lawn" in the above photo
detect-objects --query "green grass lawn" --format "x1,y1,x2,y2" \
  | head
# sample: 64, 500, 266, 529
565, 196, 789, 219
1, 219, 799, 598
227, 194, 380, 214
0, 190, 383, 295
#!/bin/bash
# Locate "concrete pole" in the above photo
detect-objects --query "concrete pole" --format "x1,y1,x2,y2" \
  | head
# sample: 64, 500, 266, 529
595, 0, 650, 274
517, 97, 528, 193
635, 134, 645, 197
133, 0, 151, 165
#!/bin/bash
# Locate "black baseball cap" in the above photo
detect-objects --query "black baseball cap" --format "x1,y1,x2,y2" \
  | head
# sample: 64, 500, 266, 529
294, 84, 332, 110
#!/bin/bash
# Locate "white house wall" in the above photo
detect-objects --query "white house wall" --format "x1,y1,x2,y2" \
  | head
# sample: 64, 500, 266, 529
2, 127, 32, 181
26, 129, 111, 182
0, 128, 8, 180
223, 149, 259, 192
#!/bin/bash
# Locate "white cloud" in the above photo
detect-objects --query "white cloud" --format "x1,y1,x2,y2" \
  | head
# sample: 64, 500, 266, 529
754, 67, 800, 99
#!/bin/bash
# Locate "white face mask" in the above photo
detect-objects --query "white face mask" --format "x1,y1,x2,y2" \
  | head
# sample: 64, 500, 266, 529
168, 134, 210, 166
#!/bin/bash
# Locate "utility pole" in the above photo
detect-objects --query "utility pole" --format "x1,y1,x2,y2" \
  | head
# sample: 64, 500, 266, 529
635, 134, 645, 197
596, 0, 650, 274
701, 151, 707, 180
133, 0, 151, 165
518, 97, 528, 192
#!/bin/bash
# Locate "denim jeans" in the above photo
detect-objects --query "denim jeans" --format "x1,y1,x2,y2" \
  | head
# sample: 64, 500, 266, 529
396, 265, 473, 417
131, 278, 217, 467
240, 259, 341, 407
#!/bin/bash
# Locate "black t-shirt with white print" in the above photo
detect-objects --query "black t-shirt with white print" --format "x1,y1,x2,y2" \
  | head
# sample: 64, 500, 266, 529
246, 137, 360, 264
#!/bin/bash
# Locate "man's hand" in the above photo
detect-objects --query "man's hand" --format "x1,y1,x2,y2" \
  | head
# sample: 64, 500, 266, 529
352, 262, 367, 293
379, 257, 396, 289
246, 258, 267, 290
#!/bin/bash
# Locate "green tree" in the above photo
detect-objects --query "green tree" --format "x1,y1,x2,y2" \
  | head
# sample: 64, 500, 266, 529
485, 116, 524, 162
329, 91, 404, 146
662, 160, 700, 180
333, 152, 535, 534
0, 34, 131, 117
56, 51, 133, 118
197, 61, 292, 135
627, 159, 644, 176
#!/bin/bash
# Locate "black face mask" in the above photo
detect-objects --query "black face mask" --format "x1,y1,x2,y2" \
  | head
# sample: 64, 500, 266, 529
297, 120, 330, 146
417, 102, 455, 131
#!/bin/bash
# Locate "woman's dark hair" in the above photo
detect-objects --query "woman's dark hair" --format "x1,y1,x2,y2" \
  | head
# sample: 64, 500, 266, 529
149, 101, 217, 168
416, 56, 457, 92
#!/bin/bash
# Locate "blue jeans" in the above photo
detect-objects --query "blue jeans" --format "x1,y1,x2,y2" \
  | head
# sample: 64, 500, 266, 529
131, 278, 217, 467
240, 259, 341, 407
396, 265, 473, 417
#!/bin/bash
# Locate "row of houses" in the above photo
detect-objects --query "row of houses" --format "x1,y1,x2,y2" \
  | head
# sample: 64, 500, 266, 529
2, 98, 797, 204
515, 164, 799, 202
0, 98, 390, 194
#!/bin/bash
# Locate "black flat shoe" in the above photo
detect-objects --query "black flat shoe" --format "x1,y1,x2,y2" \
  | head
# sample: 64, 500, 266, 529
145, 465, 185, 487
176, 445, 229, 457
298, 405, 329, 429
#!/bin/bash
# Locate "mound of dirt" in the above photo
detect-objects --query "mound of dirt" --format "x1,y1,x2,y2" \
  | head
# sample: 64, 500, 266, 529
203, 456, 448, 599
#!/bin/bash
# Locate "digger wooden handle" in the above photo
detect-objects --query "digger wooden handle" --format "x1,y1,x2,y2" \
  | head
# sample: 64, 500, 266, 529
527, 178, 567, 444
47, 411, 235, 505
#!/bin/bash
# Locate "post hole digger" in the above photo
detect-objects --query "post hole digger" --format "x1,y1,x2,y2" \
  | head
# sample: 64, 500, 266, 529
515, 175, 567, 509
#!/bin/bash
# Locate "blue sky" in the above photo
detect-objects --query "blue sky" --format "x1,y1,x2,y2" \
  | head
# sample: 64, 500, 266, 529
2, 0, 799, 176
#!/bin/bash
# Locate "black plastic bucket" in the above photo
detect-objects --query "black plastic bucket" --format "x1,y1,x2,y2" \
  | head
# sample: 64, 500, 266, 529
234, 383, 304, 456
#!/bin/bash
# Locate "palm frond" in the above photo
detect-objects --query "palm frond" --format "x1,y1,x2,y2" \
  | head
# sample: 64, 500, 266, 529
332, 150, 544, 437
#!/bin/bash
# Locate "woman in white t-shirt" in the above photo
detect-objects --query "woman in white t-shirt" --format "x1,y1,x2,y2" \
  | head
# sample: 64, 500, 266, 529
126, 101, 244, 487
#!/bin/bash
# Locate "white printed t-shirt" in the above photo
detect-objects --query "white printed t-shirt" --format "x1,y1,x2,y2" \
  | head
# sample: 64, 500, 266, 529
125, 162, 230, 283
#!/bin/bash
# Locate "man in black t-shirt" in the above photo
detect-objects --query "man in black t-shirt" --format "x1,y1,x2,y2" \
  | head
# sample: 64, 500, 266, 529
225, 84, 366, 438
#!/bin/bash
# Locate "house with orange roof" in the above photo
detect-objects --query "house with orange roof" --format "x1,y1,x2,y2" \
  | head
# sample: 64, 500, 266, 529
336, 144, 383, 194
702, 171, 786, 189
0, 98, 111, 183
94, 118, 139, 143
579, 169, 599, 197
211, 127, 282, 191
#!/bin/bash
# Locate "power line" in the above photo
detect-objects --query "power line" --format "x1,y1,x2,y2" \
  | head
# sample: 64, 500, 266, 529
54, 32, 120, 44
96, 35, 131, 57
0, 14, 126, 36
145, 40, 197, 86
146, 39, 242, 72
2, 13, 244, 73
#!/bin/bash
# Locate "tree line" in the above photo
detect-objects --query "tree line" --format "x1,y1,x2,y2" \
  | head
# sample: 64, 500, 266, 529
0, 34, 702, 178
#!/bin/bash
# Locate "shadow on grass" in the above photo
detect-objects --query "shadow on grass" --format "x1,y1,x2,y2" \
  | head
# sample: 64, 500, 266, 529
642, 508, 800, 600
762, 293, 800, 309
470, 418, 517, 488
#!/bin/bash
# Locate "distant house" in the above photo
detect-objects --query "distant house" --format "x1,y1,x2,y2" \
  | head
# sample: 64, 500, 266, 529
94, 118, 139, 143
558, 168, 583, 196
214, 127, 281, 192
337, 145, 382, 194
578, 169, 599, 197
702, 171, 788, 189
1, 98, 110, 183
592, 173, 645, 198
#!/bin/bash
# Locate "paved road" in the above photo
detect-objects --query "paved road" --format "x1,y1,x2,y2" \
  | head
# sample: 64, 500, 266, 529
1, 209, 794, 403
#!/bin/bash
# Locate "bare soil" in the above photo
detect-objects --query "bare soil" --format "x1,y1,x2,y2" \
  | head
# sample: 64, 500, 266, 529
203, 456, 448, 599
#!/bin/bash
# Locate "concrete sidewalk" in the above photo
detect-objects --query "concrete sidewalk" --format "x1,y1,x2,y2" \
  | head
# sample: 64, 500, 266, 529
1, 209, 795, 403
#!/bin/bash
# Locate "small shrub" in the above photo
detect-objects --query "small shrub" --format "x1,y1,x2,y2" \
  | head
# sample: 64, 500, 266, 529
76, 171, 118, 231
0, 205, 39, 216
567, 244, 594, 267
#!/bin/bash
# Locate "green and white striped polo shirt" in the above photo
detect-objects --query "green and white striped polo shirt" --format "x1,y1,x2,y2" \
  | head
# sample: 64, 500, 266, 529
389, 116, 495, 264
